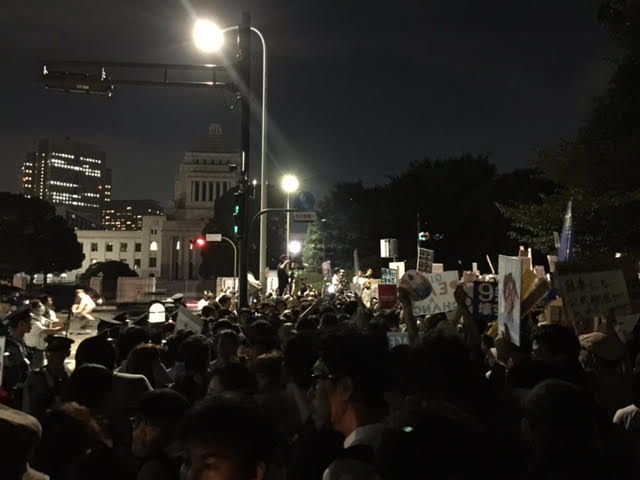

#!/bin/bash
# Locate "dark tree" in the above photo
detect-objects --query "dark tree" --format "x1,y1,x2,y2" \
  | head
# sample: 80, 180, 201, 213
0, 193, 84, 281
78, 260, 137, 298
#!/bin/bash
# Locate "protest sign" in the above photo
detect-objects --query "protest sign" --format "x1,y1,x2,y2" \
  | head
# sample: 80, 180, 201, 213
417, 248, 434, 274
534, 266, 546, 279
387, 332, 410, 348
547, 255, 558, 273
0, 336, 5, 387
613, 314, 640, 343
401, 270, 459, 316
498, 255, 522, 346
432, 263, 444, 273
322, 261, 332, 280
389, 261, 405, 281
175, 306, 204, 334
472, 281, 499, 324
378, 284, 398, 309
381, 268, 398, 285
557, 269, 631, 317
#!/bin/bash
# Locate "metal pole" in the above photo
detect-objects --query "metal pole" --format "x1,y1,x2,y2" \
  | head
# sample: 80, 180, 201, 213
252, 27, 269, 295
222, 237, 238, 291
286, 194, 290, 261
237, 12, 251, 309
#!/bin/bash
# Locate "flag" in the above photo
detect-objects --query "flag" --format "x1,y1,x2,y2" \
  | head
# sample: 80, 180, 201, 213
558, 200, 574, 261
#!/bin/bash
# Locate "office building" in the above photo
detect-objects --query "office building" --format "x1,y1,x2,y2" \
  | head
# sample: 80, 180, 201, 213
103, 199, 164, 231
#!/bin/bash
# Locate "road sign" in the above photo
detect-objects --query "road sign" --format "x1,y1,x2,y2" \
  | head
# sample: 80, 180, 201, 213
293, 211, 317, 222
293, 191, 316, 211
205, 234, 222, 242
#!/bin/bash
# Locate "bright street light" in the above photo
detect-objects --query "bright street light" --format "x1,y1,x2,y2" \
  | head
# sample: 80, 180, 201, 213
193, 19, 225, 52
281, 174, 299, 193
289, 240, 302, 255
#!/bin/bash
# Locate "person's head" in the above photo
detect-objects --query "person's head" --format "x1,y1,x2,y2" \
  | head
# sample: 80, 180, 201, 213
131, 389, 190, 460
202, 304, 218, 320
29, 298, 45, 316
212, 319, 239, 337
366, 268, 374, 277
251, 351, 284, 392
0, 405, 43, 479
126, 343, 164, 388
216, 330, 240, 362
39, 295, 54, 309
179, 334, 211, 374
179, 394, 274, 480
217, 294, 232, 310
35, 402, 107, 477
7, 305, 32, 337
274, 299, 287, 315
246, 320, 280, 359
319, 312, 339, 330
65, 364, 114, 410
523, 379, 597, 455
296, 315, 319, 332
531, 324, 580, 362
283, 331, 318, 392
75, 335, 116, 370
313, 328, 389, 435
208, 363, 258, 396
45, 335, 74, 365
117, 326, 148, 365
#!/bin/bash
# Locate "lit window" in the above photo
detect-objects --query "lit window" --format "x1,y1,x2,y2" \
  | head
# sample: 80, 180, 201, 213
150, 241, 158, 251
134, 258, 141, 269
176, 241, 181, 251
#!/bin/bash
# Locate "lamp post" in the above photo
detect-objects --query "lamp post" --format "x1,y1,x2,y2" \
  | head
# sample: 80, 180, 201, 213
192, 17, 269, 292
281, 174, 299, 261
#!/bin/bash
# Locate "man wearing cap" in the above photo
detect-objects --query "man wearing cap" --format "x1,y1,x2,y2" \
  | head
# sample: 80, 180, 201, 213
3, 305, 32, 409
130, 389, 190, 480
22, 335, 74, 419
24, 299, 68, 370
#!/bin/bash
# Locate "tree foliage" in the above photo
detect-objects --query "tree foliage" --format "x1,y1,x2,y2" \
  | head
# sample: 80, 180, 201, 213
0, 193, 84, 280
78, 260, 137, 298
502, 1, 640, 256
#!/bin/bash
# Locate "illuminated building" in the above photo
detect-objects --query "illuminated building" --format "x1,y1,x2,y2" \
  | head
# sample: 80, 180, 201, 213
103, 199, 164, 231
22, 137, 111, 224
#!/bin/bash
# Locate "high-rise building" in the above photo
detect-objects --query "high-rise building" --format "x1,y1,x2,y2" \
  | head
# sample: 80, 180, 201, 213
103, 199, 164, 231
22, 137, 110, 223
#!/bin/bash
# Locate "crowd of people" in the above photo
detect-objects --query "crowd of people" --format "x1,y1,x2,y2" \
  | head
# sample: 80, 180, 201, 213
2, 272, 640, 480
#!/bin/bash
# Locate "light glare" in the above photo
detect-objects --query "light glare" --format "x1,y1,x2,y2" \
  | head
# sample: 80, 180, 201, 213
193, 19, 224, 52
289, 240, 302, 255
281, 174, 299, 193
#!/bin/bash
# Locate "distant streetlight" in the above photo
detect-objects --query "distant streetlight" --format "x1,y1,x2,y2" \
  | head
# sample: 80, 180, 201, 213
289, 240, 302, 255
192, 19, 225, 52
193, 17, 270, 291
281, 174, 299, 261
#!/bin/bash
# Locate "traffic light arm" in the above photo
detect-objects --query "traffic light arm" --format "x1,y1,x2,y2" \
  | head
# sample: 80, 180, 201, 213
250, 208, 299, 235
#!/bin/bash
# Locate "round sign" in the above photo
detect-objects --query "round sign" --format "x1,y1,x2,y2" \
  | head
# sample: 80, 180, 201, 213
293, 191, 316, 211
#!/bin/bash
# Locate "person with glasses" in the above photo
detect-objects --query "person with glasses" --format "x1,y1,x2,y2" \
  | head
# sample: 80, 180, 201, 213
311, 327, 390, 480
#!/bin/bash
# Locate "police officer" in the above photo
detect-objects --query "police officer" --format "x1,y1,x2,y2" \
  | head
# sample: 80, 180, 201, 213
22, 335, 74, 419
2, 305, 32, 408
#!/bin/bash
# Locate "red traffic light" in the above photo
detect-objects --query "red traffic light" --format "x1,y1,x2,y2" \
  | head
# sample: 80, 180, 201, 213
195, 237, 206, 248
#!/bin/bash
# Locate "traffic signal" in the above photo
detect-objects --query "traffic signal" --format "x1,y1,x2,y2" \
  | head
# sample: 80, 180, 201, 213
194, 237, 206, 248
418, 231, 429, 242
232, 192, 245, 238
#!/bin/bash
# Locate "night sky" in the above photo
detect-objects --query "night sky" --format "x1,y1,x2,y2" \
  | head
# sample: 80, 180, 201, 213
0, 0, 612, 205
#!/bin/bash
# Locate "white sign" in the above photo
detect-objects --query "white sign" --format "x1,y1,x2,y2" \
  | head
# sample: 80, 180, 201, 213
498, 255, 522, 346
148, 302, 166, 324
432, 263, 444, 273
389, 261, 405, 280
409, 271, 460, 316
387, 332, 410, 348
205, 233, 222, 242
175, 305, 204, 333
557, 269, 631, 317
380, 238, 398, 258
417, 248, 434, 274
381, 268, 398, 285
293, 211, 317, 222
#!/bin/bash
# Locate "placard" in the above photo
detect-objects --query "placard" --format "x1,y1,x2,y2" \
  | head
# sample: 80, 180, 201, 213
387, 332, 410, 348
498, 255, 522, 346
389, 262, 405, 281
175, 306, 204, 334
381, 268, 398, 285
472, 281, 499, 324
417, 248, 434, 274
432, 263, 444, 273
402, 270, 459, 316
557, 269, 631, 317
378, 284, 398, 309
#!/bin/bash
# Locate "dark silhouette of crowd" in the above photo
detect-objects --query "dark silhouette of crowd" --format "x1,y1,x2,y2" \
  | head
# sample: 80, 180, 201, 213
2, 281, 640, 480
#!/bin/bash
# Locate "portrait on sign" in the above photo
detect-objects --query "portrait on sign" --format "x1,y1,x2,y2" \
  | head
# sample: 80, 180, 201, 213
498, 255, 522, 346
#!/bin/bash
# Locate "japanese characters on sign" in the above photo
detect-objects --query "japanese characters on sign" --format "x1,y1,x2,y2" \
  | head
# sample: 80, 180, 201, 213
417, 248, 434, 274
557, 269, 631, 317
381, 268, 398, 285
472, 281, 499, 323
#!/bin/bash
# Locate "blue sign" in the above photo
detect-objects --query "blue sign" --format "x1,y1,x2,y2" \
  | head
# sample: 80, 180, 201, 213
293, 191, 316, 211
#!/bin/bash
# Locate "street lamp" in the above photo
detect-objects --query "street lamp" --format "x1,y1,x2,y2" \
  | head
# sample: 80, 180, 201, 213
193, 17, 269, 291
281, 174, 299, 261
288, 240, 302, 255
